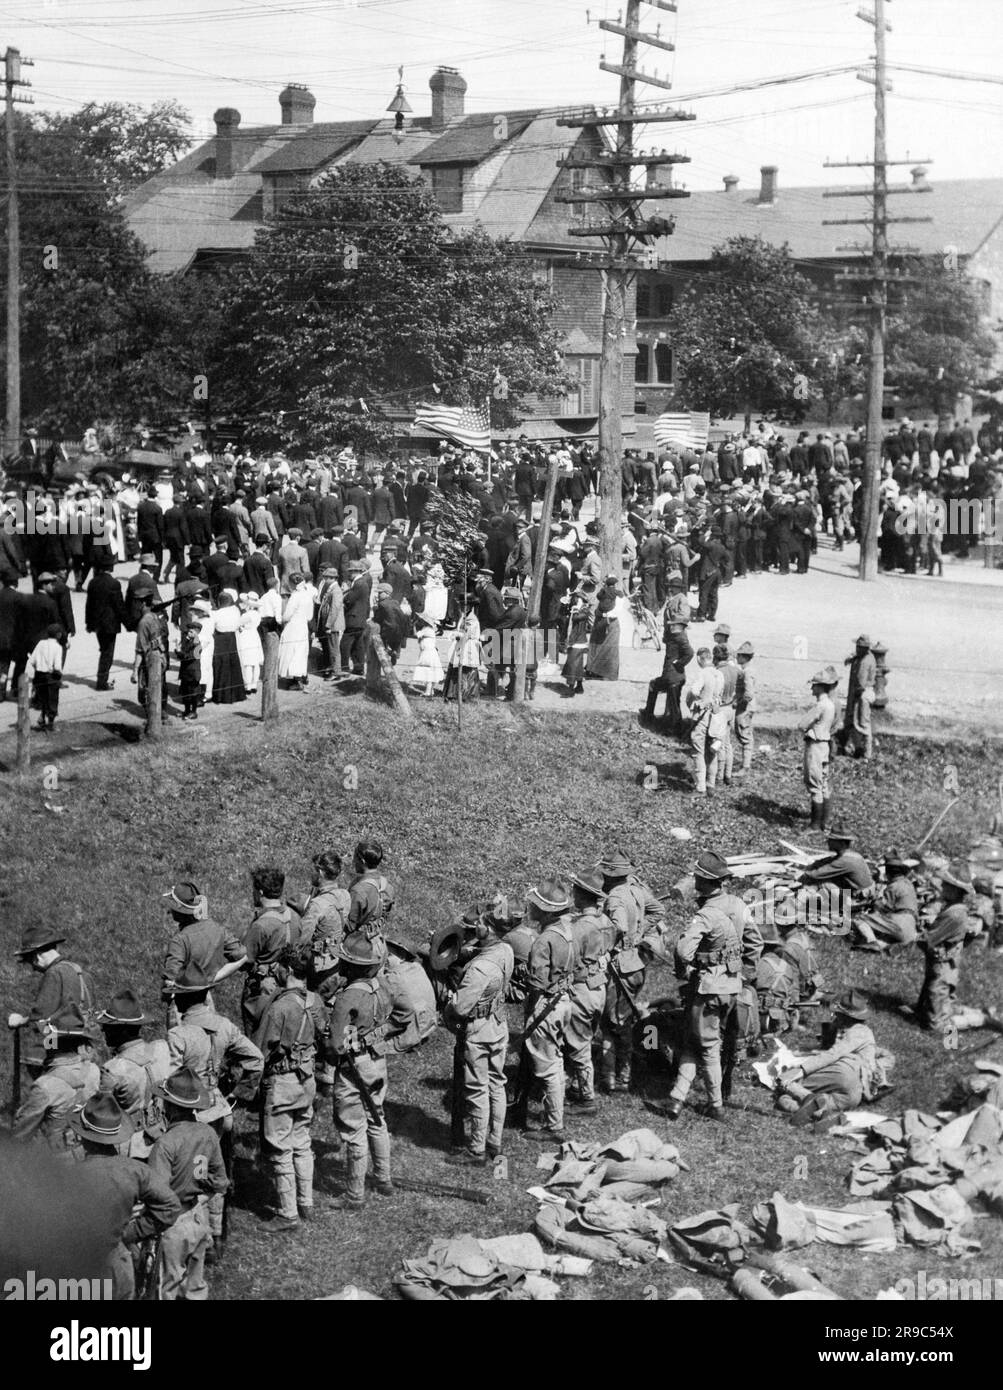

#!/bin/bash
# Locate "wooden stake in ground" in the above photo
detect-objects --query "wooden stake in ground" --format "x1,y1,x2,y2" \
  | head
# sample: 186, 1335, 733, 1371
16, 671, 30, 773
512, 456, 561, 703
365, 623, 414, 721
145, 649, 163, 741
261, 628, 279, 722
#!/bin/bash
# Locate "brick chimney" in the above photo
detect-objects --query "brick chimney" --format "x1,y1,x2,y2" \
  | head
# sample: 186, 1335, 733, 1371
758, 164, 778, 204
279, 84, 315, 125
214, 108, 241, 179
911, 164, 929, 188
723, 173, 739, 193
429, 66, 466, 131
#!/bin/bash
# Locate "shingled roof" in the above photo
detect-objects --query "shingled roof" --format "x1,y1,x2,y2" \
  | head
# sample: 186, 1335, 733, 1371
647, 176, 1003, 264
255, 120, 380, 173
412, 110, 539, 166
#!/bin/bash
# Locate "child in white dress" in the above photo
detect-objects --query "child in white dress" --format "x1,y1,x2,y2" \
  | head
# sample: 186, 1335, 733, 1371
411, 614, 444, 697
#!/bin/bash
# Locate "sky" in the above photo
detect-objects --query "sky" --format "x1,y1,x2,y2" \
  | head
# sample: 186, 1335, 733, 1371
7, 0, 1003, 191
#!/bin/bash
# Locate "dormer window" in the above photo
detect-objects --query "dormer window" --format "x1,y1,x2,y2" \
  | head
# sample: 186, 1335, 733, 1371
431, 164, 464, 213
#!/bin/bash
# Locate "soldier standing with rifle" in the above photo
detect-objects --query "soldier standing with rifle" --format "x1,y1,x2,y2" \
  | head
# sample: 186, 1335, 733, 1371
597, 850, 664, 1093
661, 855, 743, 1122
327, 936, 394, 1211
516, 880, 577, 1142
565, 870, 613, 1115
443, 916, 514, 1167
252, 944, 328, 1235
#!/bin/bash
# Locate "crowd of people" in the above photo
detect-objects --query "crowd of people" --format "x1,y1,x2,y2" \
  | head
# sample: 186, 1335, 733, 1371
7, 815, 1000, 1300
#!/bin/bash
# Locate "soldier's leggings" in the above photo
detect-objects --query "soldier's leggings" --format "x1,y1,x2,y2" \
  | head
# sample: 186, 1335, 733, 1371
669, 992, 735, 1108
334, 1052, 391, 1201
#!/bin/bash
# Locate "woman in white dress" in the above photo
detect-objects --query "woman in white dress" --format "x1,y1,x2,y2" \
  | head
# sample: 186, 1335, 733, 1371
192, 597, 215, 703
278, 571, 314, 690
423, 563, 449, 629
236, 592, 264, 694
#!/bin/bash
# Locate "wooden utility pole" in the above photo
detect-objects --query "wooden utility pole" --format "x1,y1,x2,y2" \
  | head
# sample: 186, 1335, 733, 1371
511, 456, 560, 703
557, 2, 693, 581
3, 48, 31, 463
15, 669, 30, 773
822, 0, 931, 581
145, 650, 163, 741
261, 628, 279, 721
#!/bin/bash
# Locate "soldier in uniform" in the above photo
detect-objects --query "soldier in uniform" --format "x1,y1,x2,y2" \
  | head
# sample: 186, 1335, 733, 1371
254, 944, 329, 1232
802, 825, 874, 896
840, 633, 877, 760
344, 839, 394, 959
916, 865, 978, 1033
241, 865, 305, 1032
327, 936, 394, 1210
70, 1093, 181, 1300
13, 1003, 101, 1154
565, 870, 613, 1115
752, 922, 800, 1037
8, 925, 95, 1041
662, 854, 743, 1120
800, 666, 838, 830
776, 990, 878, 1127
97, 987, 171, 1144
776, 920, 823, 1003
443, 919, 515, 1166
161, 881, 246, 1000
854, 850, 919, 951
703, 850, 763, 985
641, 620, 693, 730
522, 880, 577, 1140
147, 1067, 229, 1300
166, 962, 263, 1253
298, 850, 351, 991
597, 849, 664, 1092
732, 641, 757, 778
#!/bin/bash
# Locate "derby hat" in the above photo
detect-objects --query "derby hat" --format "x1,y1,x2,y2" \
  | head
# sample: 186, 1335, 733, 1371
97, 988, 154, 1027
14, 924, 65, 957
70, 1093, 135, 1147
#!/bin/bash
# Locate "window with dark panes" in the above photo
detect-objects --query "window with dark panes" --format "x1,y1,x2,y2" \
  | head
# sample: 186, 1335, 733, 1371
655, 343, 673, 383
635, 342, 651, 383
636, 282, 651, 318
655, 284, 674, 318
432, 165, 464, 213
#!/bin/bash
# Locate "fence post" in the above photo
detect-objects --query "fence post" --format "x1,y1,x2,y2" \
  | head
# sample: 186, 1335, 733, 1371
261, 628, 279, 722
145, 650, 163, 741
16, 672, 30, 773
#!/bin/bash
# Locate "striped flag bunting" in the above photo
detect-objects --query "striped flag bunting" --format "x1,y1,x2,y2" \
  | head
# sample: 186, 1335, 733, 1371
413, 401, 491, 452
653, 410, 711, 453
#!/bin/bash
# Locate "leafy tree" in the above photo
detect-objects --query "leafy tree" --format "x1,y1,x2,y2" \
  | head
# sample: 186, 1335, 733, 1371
885, 261, 998, 419
667, 236, 831, 425
220, 161, 569, 451
1, 102, 192, 438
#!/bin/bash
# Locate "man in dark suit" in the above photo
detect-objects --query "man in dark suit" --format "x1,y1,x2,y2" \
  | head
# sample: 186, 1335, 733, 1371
12, 584, 59, 687
381, 550, 412, 606
0, 574, 24, 699
340, 562, 373, 675
162, 496, 190, 584
390, 472, 408, 521
291, 491, 318, 535
317, 490, 343, 531
317, 528, 350, 583
204, 537, 239, 603
341, 521, 365, 563
405, 472, 430, 538
185, 497, 213, 555
136, 487, 166, 575
344, 479, 371, 547
41, 572, 75, 664
85, 553, 125, 689
243, 534, 275, 597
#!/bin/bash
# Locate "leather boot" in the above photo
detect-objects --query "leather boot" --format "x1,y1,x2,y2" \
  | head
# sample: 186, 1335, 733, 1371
642, 686, 658, 721
809, 800, 822, 829
820, 797, 832, 831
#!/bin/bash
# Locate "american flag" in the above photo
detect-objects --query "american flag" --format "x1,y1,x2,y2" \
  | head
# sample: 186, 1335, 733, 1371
653, 410, 711, 453
413, 401, 491, 452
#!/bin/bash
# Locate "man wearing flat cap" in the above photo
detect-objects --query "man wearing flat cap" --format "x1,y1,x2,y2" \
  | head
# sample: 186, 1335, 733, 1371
662, 852, 743, 1121
522, 879, 577, 1140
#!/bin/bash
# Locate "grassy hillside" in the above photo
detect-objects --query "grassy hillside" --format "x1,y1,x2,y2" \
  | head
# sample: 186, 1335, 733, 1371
2, 700, 1001, 1300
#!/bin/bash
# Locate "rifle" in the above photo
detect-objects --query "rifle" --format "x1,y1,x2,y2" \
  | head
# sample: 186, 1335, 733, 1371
608, 958, 648, 1024
340, 1053, 383, 1128
509, 990, 568, 1127
11, 1025, 21, 1113
450, 1023, 468, 1149
392, 1175, 492, 1206
219, 1120, 234, 1246
135, 1235, 163, 1302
